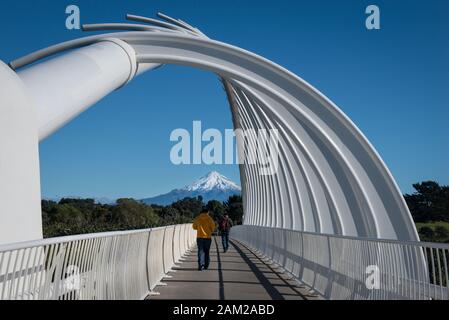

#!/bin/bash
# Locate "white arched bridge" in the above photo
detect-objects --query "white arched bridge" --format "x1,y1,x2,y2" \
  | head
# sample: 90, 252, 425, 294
0, 12, 448, 300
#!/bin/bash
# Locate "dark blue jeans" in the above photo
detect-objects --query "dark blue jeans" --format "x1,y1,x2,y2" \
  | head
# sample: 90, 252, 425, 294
221, 231, 230, 252
197, 238, 212, 269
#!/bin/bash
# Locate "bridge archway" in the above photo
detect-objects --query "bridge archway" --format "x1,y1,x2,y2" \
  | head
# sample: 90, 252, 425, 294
0, 15, 419, 244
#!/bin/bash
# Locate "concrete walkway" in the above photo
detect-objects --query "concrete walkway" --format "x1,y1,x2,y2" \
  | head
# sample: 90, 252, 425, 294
149, 237, 320, 300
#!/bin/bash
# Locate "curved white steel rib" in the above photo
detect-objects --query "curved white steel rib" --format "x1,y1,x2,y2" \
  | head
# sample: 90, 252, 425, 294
9, 22, 418, 241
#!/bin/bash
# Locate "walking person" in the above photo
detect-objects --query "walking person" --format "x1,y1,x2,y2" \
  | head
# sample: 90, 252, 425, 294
192, 208, 216, 271
219, 214, 233, 253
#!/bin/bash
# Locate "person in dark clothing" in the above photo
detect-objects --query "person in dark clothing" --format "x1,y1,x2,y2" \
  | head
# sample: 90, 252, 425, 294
219, 214, 233, 253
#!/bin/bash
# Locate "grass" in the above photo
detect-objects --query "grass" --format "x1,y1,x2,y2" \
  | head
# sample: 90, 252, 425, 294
416, 221, 449, 243
416, 221, 449, 229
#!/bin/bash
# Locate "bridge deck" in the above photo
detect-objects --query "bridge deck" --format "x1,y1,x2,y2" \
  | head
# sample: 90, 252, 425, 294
149, 237, 320, 300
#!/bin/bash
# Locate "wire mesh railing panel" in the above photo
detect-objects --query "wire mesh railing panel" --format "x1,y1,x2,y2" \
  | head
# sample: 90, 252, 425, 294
231, 225, 449, 300
0, 224, 194, 300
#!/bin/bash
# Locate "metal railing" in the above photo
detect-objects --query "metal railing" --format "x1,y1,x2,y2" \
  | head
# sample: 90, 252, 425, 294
0, 224, 196, 300
231, 225, 449, 300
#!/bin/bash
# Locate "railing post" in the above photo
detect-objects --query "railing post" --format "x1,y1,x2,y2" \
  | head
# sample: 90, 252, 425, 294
145, 230, 152, 295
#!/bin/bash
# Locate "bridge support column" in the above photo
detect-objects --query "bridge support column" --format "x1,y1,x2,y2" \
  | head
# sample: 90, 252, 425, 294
0, 38, 144, 245
0, 61, 42, 245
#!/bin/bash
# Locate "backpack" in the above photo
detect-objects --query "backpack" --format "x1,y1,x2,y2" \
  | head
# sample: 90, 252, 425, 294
220, 219, 228, 231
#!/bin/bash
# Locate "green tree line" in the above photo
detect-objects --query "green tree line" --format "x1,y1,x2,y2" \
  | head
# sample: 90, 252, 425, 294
42, 195, 243, 238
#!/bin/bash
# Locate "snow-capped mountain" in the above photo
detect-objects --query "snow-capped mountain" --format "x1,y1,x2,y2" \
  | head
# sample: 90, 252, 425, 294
185, 171, 241, 192
141, 171, 241, 205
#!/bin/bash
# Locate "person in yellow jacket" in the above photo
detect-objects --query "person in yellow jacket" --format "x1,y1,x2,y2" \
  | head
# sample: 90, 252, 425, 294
193, 208, 216, 271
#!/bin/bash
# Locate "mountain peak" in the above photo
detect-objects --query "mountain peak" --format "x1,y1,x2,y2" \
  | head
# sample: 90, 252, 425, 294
184, 171, 241, 192
141, 171, 241, 206
203, 171, 224, 180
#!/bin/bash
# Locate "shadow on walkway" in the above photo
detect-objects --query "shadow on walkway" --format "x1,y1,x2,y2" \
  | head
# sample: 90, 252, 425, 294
150, 236, 318, 300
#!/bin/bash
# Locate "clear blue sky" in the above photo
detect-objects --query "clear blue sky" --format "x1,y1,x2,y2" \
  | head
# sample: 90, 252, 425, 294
0, 0, 447, 199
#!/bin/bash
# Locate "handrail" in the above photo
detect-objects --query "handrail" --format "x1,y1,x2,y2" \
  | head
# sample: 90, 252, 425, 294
0, 226, 168, 252
241, 225, 449, 250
